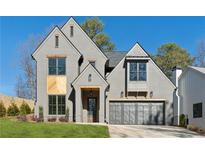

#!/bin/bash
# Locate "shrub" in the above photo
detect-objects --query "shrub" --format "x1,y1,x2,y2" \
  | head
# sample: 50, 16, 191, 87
20, 101, 31, 115
198, 128, 205, 134
48, 117, 56, 122
7, 103, 19, 116
187, 125, 199, 132
37, 106, 44, 122
179, 114, 186, 127
17, 115, 27, 122
59, 117, 68, 122
0, 101, 6, 117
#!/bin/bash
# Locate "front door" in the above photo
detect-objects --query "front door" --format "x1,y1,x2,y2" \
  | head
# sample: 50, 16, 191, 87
87, 98, 97, 122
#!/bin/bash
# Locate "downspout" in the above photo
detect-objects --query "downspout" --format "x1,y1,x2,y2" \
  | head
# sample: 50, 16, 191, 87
175, 87, 180, 125
104, 84, 110, 124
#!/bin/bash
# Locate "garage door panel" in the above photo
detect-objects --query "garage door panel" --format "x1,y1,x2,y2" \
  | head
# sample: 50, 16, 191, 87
143, 104, 150, 125
109, 101, 165, 125
123, 103, 135, 125
109, 103, 122, 124
137, 104, 143, 124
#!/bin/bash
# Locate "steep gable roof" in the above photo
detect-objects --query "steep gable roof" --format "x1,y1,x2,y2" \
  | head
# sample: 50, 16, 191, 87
107, 42, 176, 88
32, 26, 82, 59
61, 17, 108, 61
72, 63, 109, 87
126, 42, 148, 57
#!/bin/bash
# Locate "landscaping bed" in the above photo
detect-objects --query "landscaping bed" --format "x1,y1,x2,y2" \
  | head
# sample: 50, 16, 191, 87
0, 118, 109, 138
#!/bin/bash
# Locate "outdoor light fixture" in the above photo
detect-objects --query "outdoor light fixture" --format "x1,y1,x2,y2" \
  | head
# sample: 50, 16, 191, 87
150, 91, 153, 98
88, 74, 92, 82
120, 91, 124, 98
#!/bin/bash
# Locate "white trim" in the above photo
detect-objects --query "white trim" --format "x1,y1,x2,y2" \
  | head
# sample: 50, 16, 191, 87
61, 17, 108, 61
32, 26, 81, 59
72, 64, 108, 87
109, 98, 166, 101
125, 57, 150, 60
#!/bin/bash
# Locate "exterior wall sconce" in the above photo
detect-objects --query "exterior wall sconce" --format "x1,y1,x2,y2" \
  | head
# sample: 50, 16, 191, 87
120, 91, 124, 98
150, 91, 153, 98
88, 74, 92, 82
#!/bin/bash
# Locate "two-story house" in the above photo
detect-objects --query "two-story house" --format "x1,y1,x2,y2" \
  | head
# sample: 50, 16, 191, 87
32, 17, 176, 125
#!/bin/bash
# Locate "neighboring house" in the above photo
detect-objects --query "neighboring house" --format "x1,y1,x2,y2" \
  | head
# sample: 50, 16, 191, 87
174, 66, 205, 129
32, 17, 176, 125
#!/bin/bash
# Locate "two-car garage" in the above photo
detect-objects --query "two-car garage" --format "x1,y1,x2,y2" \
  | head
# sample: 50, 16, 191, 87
109, 101, 165, 125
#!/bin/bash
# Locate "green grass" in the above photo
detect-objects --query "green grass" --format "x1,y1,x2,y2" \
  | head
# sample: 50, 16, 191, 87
0, 118, 109, 138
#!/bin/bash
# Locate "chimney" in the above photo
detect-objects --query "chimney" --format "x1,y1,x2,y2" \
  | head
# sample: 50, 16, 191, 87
172, 66, 182, 87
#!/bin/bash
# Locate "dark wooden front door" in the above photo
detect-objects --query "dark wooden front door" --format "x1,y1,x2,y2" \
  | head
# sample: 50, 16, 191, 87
87, 98, 97, 122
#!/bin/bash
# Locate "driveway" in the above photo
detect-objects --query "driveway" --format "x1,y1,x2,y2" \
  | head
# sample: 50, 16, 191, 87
108, 125, 205, 138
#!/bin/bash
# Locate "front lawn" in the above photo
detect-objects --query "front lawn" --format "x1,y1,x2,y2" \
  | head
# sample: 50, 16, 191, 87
0, 118, 109, 138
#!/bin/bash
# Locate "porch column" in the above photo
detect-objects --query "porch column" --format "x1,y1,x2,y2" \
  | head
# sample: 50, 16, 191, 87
99, 88, 105, 123
75, 87, 82, 122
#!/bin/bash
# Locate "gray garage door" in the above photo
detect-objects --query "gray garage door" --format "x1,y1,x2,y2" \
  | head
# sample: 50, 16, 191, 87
109, 102, 165, 125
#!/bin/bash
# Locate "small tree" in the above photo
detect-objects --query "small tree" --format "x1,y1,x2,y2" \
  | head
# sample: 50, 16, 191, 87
179, 114, 186, 127
20, 101, 31, 115
0, 101, 6, 117
31, 108, 34, 113
7, 103, 20, 116
39, 106, 43, 120
65, 107, 69, 121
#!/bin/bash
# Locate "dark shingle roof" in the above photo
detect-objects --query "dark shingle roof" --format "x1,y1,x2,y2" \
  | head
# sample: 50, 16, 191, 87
104, 51, 127, 67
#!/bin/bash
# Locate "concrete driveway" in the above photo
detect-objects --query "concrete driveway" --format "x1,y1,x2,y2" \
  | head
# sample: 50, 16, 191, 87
108, 125, 205, 138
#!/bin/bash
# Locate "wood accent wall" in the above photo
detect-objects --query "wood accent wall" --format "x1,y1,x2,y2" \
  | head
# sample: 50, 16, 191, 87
47, 76, 67, 94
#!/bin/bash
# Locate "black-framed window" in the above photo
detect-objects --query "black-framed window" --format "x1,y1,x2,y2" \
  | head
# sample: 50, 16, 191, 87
129, 62, 147, 81
48, 58, 66, 75
48, 95, 66, 115
49, 95, 56, 115
58, 95, 66, 115
55, 35, 59, 48
70, 26, 74, 37
138, 63, 147, 81
193, 103, 202, 118
130, 62, 137, 81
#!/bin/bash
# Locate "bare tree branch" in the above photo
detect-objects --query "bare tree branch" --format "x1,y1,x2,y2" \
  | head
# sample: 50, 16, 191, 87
196, 40, 205, 67
16, 35, 43, 100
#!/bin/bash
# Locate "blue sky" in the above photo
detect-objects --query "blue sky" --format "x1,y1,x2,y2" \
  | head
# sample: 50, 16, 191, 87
1, 16, 205, 97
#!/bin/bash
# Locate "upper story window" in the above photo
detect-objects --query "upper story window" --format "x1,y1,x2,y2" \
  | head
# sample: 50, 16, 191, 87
89, 61, 96, 67
70, 26, 74, 37
129, 62, 147, 81
48, 58, 66, 75
193, 103, 202, 118
55, 35, 59, 48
